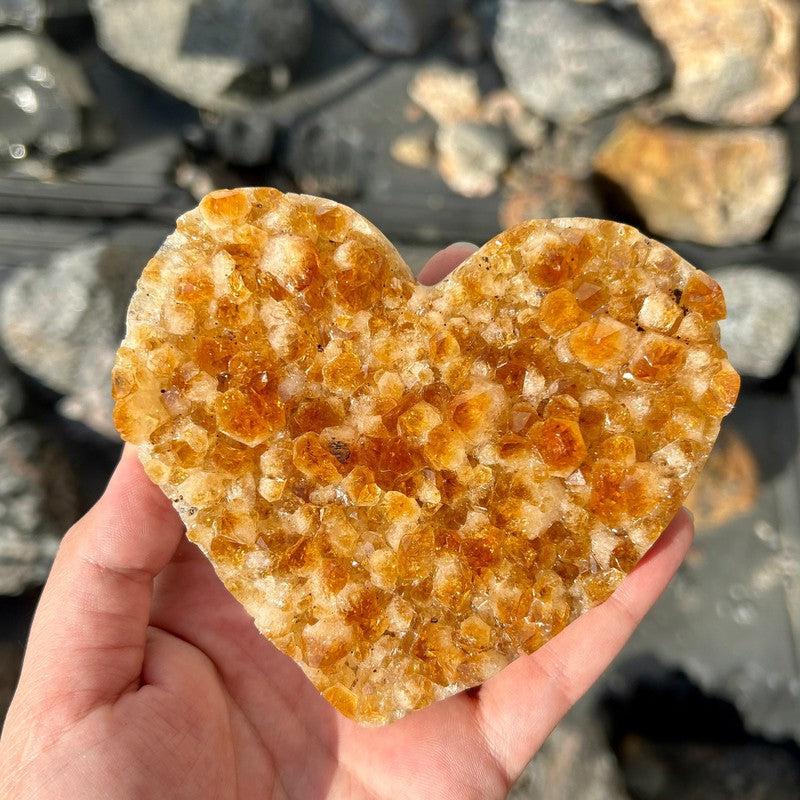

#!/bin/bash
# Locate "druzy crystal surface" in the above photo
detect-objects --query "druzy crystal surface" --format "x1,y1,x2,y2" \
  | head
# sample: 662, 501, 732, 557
113, 188, 738, 725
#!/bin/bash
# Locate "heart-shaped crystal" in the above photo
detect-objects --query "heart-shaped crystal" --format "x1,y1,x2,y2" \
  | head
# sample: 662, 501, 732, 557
113, 188, 738, 725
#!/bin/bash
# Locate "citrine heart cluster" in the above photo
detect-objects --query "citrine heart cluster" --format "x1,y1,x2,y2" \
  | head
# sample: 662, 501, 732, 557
113, 188, 738, 724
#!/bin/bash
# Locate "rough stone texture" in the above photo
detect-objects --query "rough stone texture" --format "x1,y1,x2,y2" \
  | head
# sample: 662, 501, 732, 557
90, 0, 312, 111
493, 0, 666, 123
113, 188, 737, 725
594, 119, 790, 246
0, 238, 140, 437
436, 122, 511, 198
713, 267, 800, 379
0, 31, 92, 160
408, 62, 481, 125
0, 423, 78, 595
686, 429, 759, 531
323, 0, 463, 56
637, 0, 800, 125
0, 355, 24, 428
285, 118, 367, 200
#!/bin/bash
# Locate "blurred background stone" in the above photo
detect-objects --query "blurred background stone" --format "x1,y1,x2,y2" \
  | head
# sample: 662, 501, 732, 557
407, 62, 481, 125
594, 119, 789, 246
322, 0, 464, 57
713, 267, 800, 379
435, 121, 510, 198
0, 232, 153, 437
686, 430, 759, 531
501, 155, 602, 225
493, 0, 666, 123
0, 0, 44, 30
481, 89, 547, 150
203, 112, 276, 168
0, 31, 92, 161
90, 0, 312, 111
637, 0, 800, 125
0, 423, 77, 595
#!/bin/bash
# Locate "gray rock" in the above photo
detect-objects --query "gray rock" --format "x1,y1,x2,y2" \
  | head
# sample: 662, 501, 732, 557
0, 0, 43, 30
90, 0, 311, 110
713, 267, 800, 379
205, 112, 275, 167
286, 116, 369, 199
0, 423, 78, 595
436, 121, 511, 198
323, 0, 463, 56
0, 236, 143, 437
493, 0, 666, 123
0, 31, 92, 160
0, 355, 24, 427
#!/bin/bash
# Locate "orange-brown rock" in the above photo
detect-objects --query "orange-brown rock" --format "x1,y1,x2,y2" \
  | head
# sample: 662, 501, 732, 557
686, 429, 758, 530
637, 0, 800, 125
594, 119, 789, 247
113, 188, 738, 725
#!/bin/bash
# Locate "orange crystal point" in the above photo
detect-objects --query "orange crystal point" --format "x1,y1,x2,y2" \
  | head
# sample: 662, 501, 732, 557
113, 190, 738, 725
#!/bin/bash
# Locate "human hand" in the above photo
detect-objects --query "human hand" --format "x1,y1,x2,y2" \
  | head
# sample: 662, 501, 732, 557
0, 244, 694, 800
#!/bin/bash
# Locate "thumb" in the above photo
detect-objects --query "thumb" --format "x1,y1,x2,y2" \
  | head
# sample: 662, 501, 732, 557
15, 446, 184, 720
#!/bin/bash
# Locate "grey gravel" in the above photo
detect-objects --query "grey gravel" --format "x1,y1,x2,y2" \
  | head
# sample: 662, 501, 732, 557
90, 0, 312, 110
713, 267, 800, 379
0, 423, 78, 595
493, 0, 666, 122
323, 0, 463, 56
